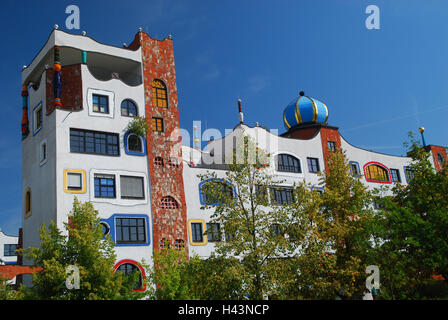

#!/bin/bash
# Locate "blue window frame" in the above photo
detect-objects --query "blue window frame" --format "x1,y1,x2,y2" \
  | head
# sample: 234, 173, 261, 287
349, 161, 361, 177
124, 132, 146, 156
116, 217, 146, 244
100, 214, 150, 247
94, 174, 116, 198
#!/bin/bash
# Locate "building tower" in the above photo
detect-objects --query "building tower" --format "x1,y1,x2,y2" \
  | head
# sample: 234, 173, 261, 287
128, 31, 188, 253
19, 27, 189, 286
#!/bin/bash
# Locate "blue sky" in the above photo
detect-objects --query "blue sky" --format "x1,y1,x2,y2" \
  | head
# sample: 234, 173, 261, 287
1, 0, 447, 235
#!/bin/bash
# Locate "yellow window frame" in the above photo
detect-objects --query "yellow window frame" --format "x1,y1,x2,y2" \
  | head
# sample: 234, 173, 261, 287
188, 219, 207, 246
64, 169, 87, 194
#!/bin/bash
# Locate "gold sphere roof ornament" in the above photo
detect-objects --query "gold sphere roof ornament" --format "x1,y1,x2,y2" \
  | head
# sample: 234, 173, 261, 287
418, 127, 425, 133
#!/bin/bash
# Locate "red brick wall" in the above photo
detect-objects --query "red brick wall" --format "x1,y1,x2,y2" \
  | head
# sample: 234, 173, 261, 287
46, 64, 83, 115
425, 145, 448, 172
130, 32, 188, 254
320, 127, 342, 174
285, 127, 320, 140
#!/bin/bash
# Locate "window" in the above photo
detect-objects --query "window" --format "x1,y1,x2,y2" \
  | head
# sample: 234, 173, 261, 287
438, 153, 445, 166
116, 217, 146, 244
276, 154, 301, 173
100, 222, 110, 236
160, 196, 179, 209
94, 174, 116, 198
255, 185, 268, 202
120, 176, 145, 199
287, 223, 302, 242
349, 162, 361, 177
67, 173, 82, 190
364, 163, 390, 183
70, 129, 119, 156
390, 169, 401, 183
39, 140, 47, 165
160, 238, 170, 249
64, 169, 86, 194
200, 180, 234, 205
270, 187, 294, 205
151, 117, 164, 132
24, 188, 31, 218
127, 134, 143, 153
116, 262, 143, 290
307, 157, 320, 173
174, 239, 185, 250
373, 200, 385, 210
33, 103, 43, 135
4, 244, 17, 256
121, 99, 138, 117
191, 222, 204, 243
154, 157, 164, 167
404, 166, 415, 183
270, 224, 283, 237
92, 94, 109, 113
328, 141, 337, 152
168, 157, 179, 168
152, 79, 168, 108
206, 223, 221, 242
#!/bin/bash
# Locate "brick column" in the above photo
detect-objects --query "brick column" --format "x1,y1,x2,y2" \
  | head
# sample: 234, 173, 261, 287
129, 32, 188, 255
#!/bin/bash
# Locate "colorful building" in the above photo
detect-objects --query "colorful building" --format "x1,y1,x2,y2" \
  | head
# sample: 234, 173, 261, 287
16, 28, 447, 287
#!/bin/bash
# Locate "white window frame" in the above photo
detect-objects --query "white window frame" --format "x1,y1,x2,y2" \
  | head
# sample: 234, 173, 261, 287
32, 102, 43, 135
87, 88, 115, 118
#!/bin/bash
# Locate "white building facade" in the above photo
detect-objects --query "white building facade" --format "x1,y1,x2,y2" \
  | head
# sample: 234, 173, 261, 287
18, 29, 447, 289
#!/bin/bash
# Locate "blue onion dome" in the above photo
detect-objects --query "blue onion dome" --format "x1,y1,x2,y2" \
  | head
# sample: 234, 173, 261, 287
283, 91, 329, 130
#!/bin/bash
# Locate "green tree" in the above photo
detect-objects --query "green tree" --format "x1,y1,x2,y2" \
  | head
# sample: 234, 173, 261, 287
21, 198, 148, 300
284, 149, 375, 299
150, 244, 193, 300
369, 133, 448, 299
198, 133, 314, 299
0, 275, 20, 300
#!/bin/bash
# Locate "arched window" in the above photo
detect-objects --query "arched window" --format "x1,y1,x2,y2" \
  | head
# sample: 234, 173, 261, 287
276, 154, 301, 173
364, 163, 391, 183
151, 79, 168, 108
160, 238, 170, 249
115, 261, 144, 291
121, 99, 138, 117
154, 157, 164, 167
127, 134, 142, 153
174, 239, 185, 250
160, 196, 179, 209
438, 153, 445, 166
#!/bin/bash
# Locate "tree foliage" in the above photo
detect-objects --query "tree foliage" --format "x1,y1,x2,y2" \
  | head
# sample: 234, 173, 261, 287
20, 198, 148, 300
369, 133, 448, 299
